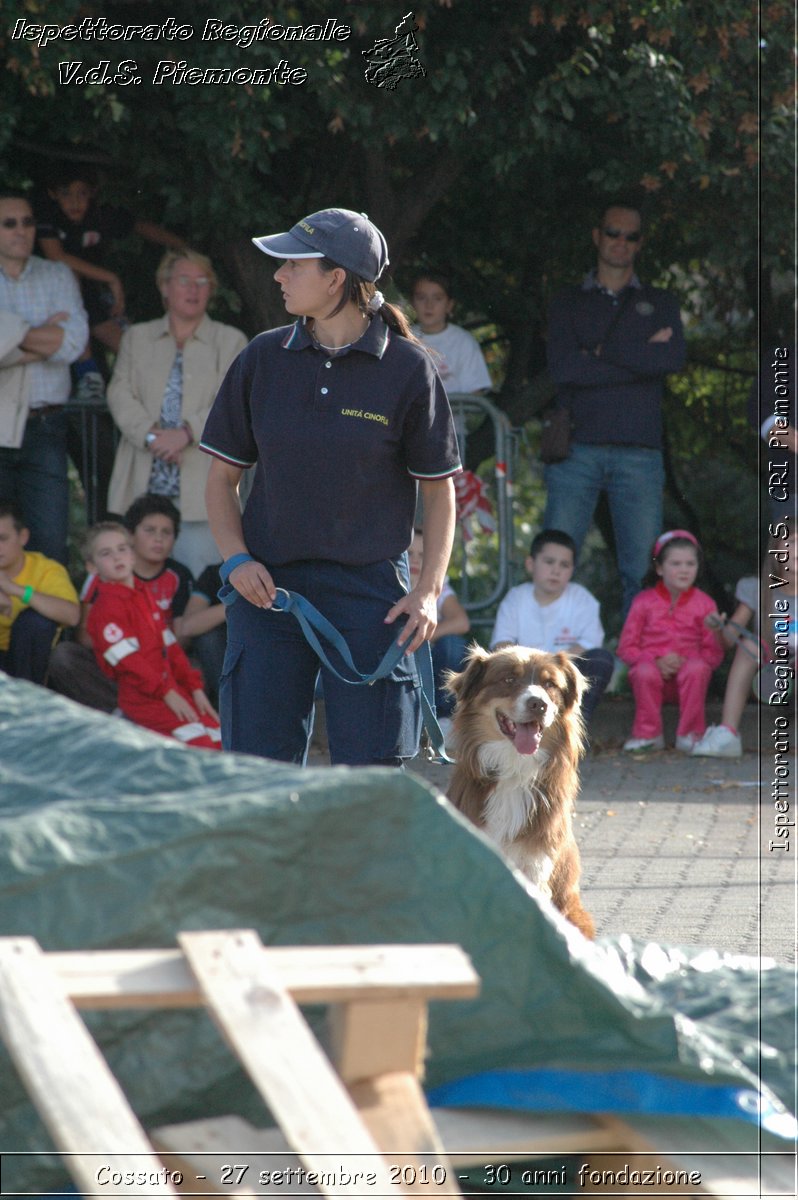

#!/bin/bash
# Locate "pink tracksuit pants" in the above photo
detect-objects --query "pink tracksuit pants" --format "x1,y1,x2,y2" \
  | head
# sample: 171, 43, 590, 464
629, 657, 712, 738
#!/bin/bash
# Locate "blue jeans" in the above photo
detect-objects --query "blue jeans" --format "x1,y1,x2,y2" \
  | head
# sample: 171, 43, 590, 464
431, 634, 468, 717
573, 647, 615, 724
0, 608, 60, 685
0, 408, 69, 564
220, 558, 421, 767
543, 443, 664, 620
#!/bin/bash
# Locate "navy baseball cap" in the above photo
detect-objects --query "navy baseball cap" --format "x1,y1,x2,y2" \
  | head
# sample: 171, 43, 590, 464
252, 208, 389, 282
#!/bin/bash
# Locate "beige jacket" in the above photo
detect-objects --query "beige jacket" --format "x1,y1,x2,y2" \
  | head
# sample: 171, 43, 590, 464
107, 314, 247, 521
0, 311, 31, 448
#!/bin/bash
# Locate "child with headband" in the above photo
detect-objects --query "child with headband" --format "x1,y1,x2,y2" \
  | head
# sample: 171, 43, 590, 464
617, 529, 723, 752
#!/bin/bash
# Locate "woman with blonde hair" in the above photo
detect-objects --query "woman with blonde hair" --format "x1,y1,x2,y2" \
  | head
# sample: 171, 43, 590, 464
106, 249, 247, 575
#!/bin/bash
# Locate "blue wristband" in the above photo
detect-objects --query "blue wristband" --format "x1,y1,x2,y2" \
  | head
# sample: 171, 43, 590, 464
219, 553, 254, 584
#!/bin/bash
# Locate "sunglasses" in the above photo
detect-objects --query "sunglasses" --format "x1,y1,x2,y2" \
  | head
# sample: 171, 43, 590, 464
1, 217, 35, 229
602, 227, 642, 243
173, 275, 211, 287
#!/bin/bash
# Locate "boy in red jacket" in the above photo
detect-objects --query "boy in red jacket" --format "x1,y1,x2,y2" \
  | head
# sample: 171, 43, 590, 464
85, 521, 220, 749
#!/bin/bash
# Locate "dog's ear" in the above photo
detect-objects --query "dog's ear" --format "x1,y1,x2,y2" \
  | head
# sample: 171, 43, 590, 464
445, 642, 491, 704
553, 652, 588, 711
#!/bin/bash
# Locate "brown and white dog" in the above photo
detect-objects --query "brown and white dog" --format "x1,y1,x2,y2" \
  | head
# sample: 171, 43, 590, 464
445, 644, 594, 938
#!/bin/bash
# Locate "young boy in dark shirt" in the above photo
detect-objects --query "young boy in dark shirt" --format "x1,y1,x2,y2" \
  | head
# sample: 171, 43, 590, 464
36, 165, 184, 402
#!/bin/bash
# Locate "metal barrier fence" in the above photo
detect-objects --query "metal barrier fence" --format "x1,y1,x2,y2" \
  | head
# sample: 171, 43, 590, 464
447, 393, 521, 628
64, 399, 118, 525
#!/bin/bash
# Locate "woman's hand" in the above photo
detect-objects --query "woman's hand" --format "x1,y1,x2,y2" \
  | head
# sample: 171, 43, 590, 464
148, 426, 191, 463
384, 588, 438, 655
229, 560, 277, 609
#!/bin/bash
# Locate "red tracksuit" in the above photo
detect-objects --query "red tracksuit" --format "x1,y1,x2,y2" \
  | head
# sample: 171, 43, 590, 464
87, 577, 221, 750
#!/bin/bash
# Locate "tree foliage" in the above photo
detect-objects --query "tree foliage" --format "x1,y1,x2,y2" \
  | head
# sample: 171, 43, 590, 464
4, 1, 790, 329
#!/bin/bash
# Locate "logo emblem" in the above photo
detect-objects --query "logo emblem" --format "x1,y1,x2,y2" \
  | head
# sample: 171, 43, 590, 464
363, 11, 426, 90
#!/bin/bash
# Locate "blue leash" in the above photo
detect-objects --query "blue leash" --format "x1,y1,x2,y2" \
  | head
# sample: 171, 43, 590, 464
219, 583, 452, 763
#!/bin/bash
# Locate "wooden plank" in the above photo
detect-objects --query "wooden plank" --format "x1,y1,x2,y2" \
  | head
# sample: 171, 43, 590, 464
348, 1073, 463, 1197
156, 1110, 794, 1198
153, 1108, 631, 1171
433, 1107, 633, 1163
0, 937, 178, 1198
153, 1116, 304, 1197
600, 1115, 797, 1199
328, 998, 428, 1082
48, 943, 479, 1009
178, 930, 398, 1200
327, 991, 463, 1195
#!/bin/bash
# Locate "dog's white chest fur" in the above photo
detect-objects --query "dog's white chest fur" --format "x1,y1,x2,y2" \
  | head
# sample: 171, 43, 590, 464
478, 745, 553, 891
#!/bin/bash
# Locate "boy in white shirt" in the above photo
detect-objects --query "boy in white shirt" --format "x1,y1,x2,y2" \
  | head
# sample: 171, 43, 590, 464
491, 529, 614, 724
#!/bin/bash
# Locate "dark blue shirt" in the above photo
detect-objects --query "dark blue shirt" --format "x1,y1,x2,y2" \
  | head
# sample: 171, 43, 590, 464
200, 316, 460, 566
35, 195, 136, 265
547, 274, 686, 449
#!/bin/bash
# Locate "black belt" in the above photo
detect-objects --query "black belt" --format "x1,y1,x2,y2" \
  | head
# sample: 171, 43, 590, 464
27, 405, 65, 420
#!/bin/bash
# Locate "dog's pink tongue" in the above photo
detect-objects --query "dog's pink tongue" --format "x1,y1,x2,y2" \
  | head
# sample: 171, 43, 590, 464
515, 721, 542, 756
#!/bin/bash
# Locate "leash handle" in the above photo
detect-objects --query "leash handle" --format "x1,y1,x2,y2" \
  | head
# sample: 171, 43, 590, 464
218, 583, 453, 762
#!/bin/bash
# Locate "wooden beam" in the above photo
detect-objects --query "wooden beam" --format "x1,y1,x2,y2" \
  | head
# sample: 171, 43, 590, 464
328, 998, 428, 1083
0, 937, 177, 1198
47, 943, 479, 1009
153, 1116, 303, 1197
153, 1108, 631, 1170
178, 930, 398, 1200
328, 996, 462, 1197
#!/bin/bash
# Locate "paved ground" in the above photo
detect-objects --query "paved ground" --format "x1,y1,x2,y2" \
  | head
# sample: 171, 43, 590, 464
332, 696, 795, 964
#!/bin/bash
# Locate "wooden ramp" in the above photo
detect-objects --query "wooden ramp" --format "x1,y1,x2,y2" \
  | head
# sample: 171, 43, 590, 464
0, 934, 792, 1199
0, 933, 479, 1198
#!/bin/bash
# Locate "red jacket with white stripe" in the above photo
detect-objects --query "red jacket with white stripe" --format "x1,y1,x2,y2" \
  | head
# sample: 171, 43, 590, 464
86, 577, 203, 708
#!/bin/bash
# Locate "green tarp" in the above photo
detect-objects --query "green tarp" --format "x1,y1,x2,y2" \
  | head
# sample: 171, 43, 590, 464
0, 675, 794, 1190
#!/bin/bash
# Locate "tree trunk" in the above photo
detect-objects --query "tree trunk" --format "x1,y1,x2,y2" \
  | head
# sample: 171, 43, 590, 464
214, 236, 285, 338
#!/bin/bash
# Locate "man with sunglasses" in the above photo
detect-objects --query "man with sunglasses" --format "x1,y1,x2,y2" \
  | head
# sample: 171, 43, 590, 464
0, 191, 88, 565
543, 201, 685, 622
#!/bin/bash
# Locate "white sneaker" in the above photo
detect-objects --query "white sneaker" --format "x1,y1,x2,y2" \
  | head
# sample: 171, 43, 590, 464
691, 725, 742, 758
675, 732, 699, 753
623, 734, 665, 752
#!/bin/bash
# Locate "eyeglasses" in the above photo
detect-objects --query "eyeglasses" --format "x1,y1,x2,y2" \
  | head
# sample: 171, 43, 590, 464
1, 217, 35, 229
173, 275, 211, 287
602, 228, 642, 243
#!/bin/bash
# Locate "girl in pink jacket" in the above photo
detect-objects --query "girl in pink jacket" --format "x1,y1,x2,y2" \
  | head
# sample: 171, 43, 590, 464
618, 530, 723, 752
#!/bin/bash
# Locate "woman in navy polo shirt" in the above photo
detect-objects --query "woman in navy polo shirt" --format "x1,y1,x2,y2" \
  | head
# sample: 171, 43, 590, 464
201, 208, 460, 766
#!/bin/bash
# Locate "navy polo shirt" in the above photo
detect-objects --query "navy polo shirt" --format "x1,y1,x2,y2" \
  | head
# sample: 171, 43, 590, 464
200, 316, 461, 566
547, 273, 686, 449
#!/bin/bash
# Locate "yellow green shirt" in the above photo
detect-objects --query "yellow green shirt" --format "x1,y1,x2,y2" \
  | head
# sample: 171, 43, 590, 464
0, 552, 79, 652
